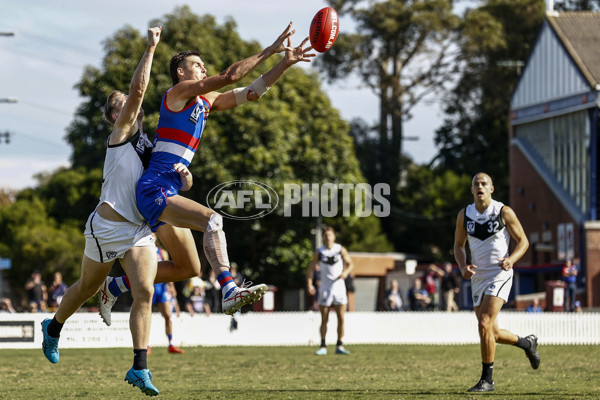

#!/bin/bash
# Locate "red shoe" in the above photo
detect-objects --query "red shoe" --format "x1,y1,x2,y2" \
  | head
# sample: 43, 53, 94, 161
147, 346, 152, 356
168, 345, 184, 354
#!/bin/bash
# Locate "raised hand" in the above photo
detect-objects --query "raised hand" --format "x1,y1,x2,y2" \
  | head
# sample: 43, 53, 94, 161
284, 36, 316, 64
148, 26, 162, 48
268, 22, 296, 54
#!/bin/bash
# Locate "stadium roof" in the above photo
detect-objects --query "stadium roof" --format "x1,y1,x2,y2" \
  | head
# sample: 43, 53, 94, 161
547, 11, 600, 88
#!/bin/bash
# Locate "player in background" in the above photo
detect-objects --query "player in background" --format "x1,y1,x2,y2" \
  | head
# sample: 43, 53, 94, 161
102, 22, 315, 318
454, 172, 540, 392
307, 227, 354, 355
148, 234, 184, 355
41, 27, 178, 396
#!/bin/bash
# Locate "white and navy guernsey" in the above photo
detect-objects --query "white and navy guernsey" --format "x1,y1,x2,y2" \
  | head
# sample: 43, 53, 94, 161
96, 130, 152, 225
317, 243, 344, 286
464, 199, 510, 273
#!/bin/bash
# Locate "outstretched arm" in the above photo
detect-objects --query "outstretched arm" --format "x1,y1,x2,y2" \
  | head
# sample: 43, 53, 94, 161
168, 22, 295, 108
209, 35, 315, 111
111, 27, 161, 144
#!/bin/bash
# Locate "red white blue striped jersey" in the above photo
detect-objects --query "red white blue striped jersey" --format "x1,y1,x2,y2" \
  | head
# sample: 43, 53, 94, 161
148, 90, 211, 178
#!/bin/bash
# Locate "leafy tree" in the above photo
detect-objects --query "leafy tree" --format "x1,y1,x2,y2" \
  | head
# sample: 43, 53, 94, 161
61, 6, 391, 289
0, 197, 83, 305
434, 0, 546, 192
17, 167, 103, 225
315, 0, 460, 251
394, 164, 472, 260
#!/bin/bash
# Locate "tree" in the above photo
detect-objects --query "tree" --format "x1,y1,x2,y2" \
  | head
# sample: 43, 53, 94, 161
434, 0, 546, 192
0, 197, 83, 305
61, 6, 391, 289
315, 0, 460, 250
17, 167, 103, 225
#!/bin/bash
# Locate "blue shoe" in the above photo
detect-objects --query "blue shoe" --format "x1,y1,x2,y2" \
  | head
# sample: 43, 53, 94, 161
41, 319, 59, 364
125, 367, 160, 396
315, 347, 327, 355
335, 346, 350, 355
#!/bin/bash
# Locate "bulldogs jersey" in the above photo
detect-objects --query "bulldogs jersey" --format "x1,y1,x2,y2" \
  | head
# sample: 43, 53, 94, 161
464, 199, 510, 272
96, 130, 152, 225
148, 90, 211, 178
318, 243, 344, 285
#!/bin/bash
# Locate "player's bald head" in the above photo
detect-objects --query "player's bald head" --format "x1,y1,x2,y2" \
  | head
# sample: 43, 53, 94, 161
472, 172, 493, 186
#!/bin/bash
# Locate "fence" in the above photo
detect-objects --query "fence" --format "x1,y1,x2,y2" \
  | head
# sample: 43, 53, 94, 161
0, 311, 598, 349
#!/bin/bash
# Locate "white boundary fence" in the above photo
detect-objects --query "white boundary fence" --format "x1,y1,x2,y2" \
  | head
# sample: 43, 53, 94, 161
0, 311, 598, 349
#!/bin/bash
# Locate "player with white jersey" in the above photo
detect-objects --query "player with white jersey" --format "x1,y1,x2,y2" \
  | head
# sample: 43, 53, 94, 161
307, 227, 353, 355
316, 243, 348, 306
454, 172, 539, 393
463, 198, 513, 305
40, 27, 184, 396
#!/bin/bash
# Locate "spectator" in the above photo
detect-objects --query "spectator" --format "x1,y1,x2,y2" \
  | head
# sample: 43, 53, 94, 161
574, 300, 582, 313
0, 297, 15, 313
562, 258, 578, 312
185, 283, 211, 316
440, 262, 461, 312
48, 272, 68, 310
408, 278, 431, 311
384, 279, 403, 311
25, 271, 48, 312
526, 298, 542, 313
422, 264, 444, 309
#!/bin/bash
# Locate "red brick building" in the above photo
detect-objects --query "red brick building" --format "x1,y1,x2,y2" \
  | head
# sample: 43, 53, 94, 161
510, 11, 600, 307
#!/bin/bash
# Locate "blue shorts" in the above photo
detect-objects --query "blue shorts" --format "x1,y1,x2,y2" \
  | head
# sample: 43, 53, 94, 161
153, 283, 168, 304
136, 170, 180, 231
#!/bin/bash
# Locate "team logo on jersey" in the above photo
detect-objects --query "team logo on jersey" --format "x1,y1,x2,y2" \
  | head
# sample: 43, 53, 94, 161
488, 284, 496, 291
466, 221, 475, 234
473, 295, 479, 303
189, 104, 202, 124
154, 196, 164, 206
105, 251, 117, 259
320, 254, 340, 265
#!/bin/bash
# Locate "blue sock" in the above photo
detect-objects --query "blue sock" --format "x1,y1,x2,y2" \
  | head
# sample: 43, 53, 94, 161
168, 334, 173, 346
217, 271, 237, 299
108, 276, 130, 297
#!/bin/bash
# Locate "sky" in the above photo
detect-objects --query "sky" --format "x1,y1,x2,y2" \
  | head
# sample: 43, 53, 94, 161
0, 0, 444, 191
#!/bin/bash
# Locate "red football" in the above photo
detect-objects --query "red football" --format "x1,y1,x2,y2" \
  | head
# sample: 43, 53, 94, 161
309, 7, 339, 53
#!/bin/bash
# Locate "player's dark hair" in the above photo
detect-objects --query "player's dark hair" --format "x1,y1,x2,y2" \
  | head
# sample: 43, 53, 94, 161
103, 90, 125, 124
169, 50, 201, 86
322, 226, 336, 235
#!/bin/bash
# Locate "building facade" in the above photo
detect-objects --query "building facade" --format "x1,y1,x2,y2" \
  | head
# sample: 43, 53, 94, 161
510, 11, 600, 307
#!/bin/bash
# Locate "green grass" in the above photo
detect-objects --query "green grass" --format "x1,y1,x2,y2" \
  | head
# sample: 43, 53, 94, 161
1, 344, 599, 399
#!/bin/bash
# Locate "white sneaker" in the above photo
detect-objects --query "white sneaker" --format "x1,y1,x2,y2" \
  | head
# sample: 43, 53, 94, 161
222, 282, 267, 315
99, 277, 117, 326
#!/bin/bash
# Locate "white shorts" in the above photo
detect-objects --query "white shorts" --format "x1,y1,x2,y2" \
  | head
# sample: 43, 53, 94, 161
318, 279, 347, 307
471, 268, 513, 307
84, 211, 154, 263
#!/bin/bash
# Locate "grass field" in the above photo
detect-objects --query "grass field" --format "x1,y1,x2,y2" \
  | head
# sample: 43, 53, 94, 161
1, 344, 599, 399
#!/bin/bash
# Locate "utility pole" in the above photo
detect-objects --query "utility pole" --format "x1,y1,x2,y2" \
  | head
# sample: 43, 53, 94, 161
1, 32, 16, 146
